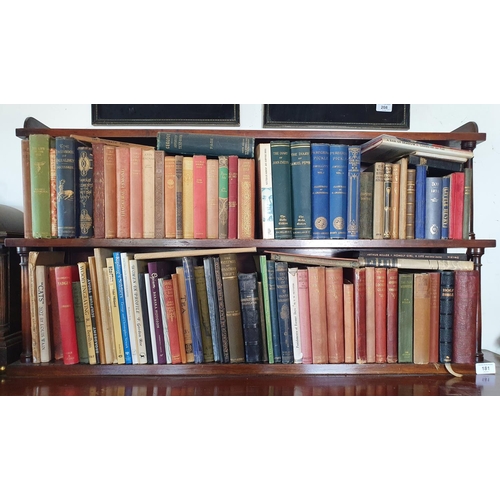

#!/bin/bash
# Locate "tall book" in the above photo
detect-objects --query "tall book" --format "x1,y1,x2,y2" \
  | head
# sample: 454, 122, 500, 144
193, 155, 208, 239
274, 261, 294, 364
374, 267, 387, 363
174, 155, 183, 238
429, 271, 441, 364
194, 266, 215, 362
370, 162, 385, 240
21, 138, 33, 238
462, 167, 472, 239
425, 177, 442, 239
212, 256, 230, 363
390, 162, 400, 239
182, 156, 194, 239
157, 278, 172, 364
406, 168, 416, 239
238, 272, 263, 363
359, 170, 374, 239
343, 282, 355, 363
325, 267, 344, 364
256, 143, 274, 239
163, 154, 176, 239
441, 174, 451, 239
35, 265, 51, 363
218, 155, 229, 238
55, 136, 77, 238
346, 145, 361, 239
77, 261, 98, 365
386, 267, 398, 363
257, 282, 268, 363
71, 277, 89, 364
271, 140, 293, 239
307, 266, 328, 364
266, 260, 282, 364
297, 268, 313, 364
365, 266, 376, 363
106, 257, 126, 364
172, 270, 194, 363
309, 143, 330, 240
382, 163, 393, 239
397, 156, 408, 239
202, 257, 223, 362
219, 253, 245, 363
103, 145, 117, 238
258, 255, 274, 363
116, 146, 131, 239
129, 257, 149, 364
329, 144, 348, 239
153, 149, 165, 239
161, 277, 184, 364
398, 272, 414, 363
439, 270, 454, 363
353, 267, 367, 363
414, 164, 427, 239
290, 141, 312, 239
48, 266, 63, 361
77, 146, 94, 238
206, 158, 219, 239
413, 273, 431, 364
452, 270, 479, 364
88, 256, 107, 363
238, 158, 256, 239
449, 171, 465, 240
227, 155, 238, 239
140, 148, 154, 239
157, 132, 254, 158
143, 272, 158, 363
120, 253, 140, 363
287, 267, 303, 363
137, 270, 154, 364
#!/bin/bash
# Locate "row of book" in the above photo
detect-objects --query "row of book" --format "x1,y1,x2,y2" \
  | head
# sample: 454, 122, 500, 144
28, 248, 477, 366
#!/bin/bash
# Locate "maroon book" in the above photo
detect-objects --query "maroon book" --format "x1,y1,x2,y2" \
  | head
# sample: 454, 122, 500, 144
386, 268, 398, 363
353, 267, 367, 364
374, 267, 387, 363
228, 155, 238, 239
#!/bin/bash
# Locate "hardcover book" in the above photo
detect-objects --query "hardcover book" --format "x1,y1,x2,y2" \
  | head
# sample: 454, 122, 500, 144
407, 153, 465, 174
55, 136, 77, 238
77, 146, 94, 238
343, 282, 355, 363
429, 271, 441, 364
290, 141, 312, 239
441, 174, 451, 239
206, 158, 219, 239
406, 167, 416, 239
203, 257, 223, 362
91, 143, 105, 238
370, 162, 385, 239
163, 154, 176, 239
390, 162, 400, 239
175, 155, 183, 238
325, 267, 344, 364
386, 267, 398, 363
143, 272, 158, 363
274, 261, 294, 364
193, 155, 208, 239
238, 272, 263, 363
413, 273, 431, 364
297, 268, 312, 364
71, 279, 89, 364
365, 266, 376, 363
256, 143, 274, 239
172, 270, 194, 363
35, 265, 51, 363
162, 277, 184, 364
398, 272, 414, 363
425, 177, 442, 239
157, 278, 172, 364
106, 257, 126, 364
415, 165, 427, 239
397, 157, 408, 239
462, 167, 472, 239
153, 149, 165, 239
139, 148, 154, 239
374, 267, 387, 363
449, 171, 465, 240
88, 256, 107, 363
194, 265, 215, 362
329, 144, 348, 239
307, 266, 328, 364
182, 156, 194, 239
258, 255, 274, 363
77, 262, 98, 365
271, 141, 293, 239
439, 270, 454, 363
129, 146, 143, 239
359, 170, 374, 239
218, 155, 229, 239
228, 155, 238, 239
103, 145, 117, 238
21, 138, 33, 238
287, 267, 303, 363
311, 143, 330, 239
129, 257, 149, 364
237, 158, 256, 239
116, 146, 131, 239
138, 270, 154, 364
346, 145, 361, 239
212, 256, 230, 363
383, 163, 393, 239
120, 253, 140, 364
353, 267, 367, 363
266, 259, 282, 364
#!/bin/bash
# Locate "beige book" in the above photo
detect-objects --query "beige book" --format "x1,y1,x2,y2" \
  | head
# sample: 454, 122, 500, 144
398, 157, 408, 239
182, 156, 194, 239
206, 158, 219, 239
142, 148, 156, 239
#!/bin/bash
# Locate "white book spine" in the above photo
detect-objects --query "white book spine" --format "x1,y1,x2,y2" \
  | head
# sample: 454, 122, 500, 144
257, 143, 274, 239
129, 259, 148, 364
36, 265, 51, 363
287, 267, 303, 364
157, 278, 172, 364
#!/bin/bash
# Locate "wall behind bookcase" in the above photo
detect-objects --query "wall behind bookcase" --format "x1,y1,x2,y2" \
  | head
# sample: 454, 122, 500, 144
0, 104, 499, 355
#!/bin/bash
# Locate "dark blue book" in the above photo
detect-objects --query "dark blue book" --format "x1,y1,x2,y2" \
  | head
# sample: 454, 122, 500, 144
182, 257, 204, 364
55, 136, 77, 238
238, 272, 263, 363
113, 252, 132, 364
311, 143, 330, 239
266, 260, 282, 363
138, 272, 154, 364
346, 145, 361, 239
290, 141, 312, 239
441, 175, 451, 239
77, 146, 94, 238
425, 177, 443, 239
274, 261, 294, 364
203, 257, 223, 363
439, 270, 455, 363
415, 165, 427, 239
271, 140, 293, 239
329, 144, 348, 239
212, 256, 230, 363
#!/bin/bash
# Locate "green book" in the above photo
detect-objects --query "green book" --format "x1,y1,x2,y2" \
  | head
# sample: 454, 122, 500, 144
271, 141, 293, 239
259, 255, 274, 363
71, 281, 89, 364
398, 272, 414, 363
359, 170, 374, 239
29, 134, 52, 238
218, 155, 229, 238
290, 141, 312, 239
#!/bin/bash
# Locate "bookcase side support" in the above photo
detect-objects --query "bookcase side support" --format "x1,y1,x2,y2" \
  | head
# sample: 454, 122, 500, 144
17, 247, 32, 363
468, 246, 484, 363
462, 140, 476, 240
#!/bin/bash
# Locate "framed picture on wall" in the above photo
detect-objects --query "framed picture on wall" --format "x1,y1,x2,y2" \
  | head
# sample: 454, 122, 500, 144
91, 104, 240, 126
263, 104, 410, 129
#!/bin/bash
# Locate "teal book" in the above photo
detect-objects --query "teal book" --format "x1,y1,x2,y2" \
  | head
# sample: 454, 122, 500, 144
77, 146, 94, 238
271, 140, 293, 239
346, 145, 361, 239
329, 144, 348, 239
311, 143, 330, 239
55, 136, 77, 238
398, 272, 414, 363
290, 140, 312, 239
274, 261, 294, 364
266, 260, 282, 363
259, 255, 274, 363
113, 252, 133, 364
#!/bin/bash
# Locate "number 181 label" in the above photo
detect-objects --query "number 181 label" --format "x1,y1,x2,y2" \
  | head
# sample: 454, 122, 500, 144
475, 362, 496, 375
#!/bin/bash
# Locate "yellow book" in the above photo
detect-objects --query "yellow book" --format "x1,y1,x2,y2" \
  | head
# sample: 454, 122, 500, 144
106, 257, 125, 365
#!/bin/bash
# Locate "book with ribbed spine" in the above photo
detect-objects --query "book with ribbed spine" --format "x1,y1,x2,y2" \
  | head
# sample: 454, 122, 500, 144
157, 132, 254, 158
365, 266, 376, 363
308, 266, 328, 364
370, 162, 385, 239
406, 168, 416, 238
218, 156, 229, 238
238, 158, 256, 239
228, 155, 238, 239
290, 141, 312, 239
398, 272, 414, 363
390, 162, 400, 239
266, 260, 282, 363
287, 267, 302, 363
194, 265, 214, 363
311, 143, 329, 239
258, 255, 274, 363
91, 143, 105, 238
77, 146, 94, 238
271, 141, 293, 239
256, 143, 274, 239
346, 145, 361, 239
203, 257, 223, 363
238, 272, 263, 363
329, 144, 348, 239
50, 140, 58, 236
383, 163, 393, 239
439, 270, 454, 363
56, 136, 77, 238
325, 267, 344, 364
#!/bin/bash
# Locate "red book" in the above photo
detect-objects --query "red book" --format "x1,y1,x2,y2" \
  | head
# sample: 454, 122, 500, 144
429, 272, 441, 363
54, 265, 80, 365
206, 158, 219, 239
116, 146, 131, 239
237, 158, 256, 239
365, 266, 376, 363
325, 267, 344, 363
453, 270, 479, 364
374, 267, 387, 363
104, 145, 117, 238
193, 155, 207, 239
307, 266, 328, 364
343, 282, 355, 363
449, 171, 465, 240
353, 267, 367, 364
48, 266, 64, 361
297, 269, 312, 364
162, 277, 183, 364
386, 268, 398, 363
228, 155, 238, 239
129, 146, 143, 239
92, 143, 105, 239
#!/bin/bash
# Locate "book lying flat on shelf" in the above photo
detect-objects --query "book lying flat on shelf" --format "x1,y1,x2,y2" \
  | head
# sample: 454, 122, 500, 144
134, 246, 257, 261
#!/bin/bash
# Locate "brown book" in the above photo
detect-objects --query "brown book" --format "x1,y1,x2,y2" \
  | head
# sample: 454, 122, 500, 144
390, 162, 400, 239
365, 266, 376, 363
182, 156, 194, 239
92, 143, 105, 239
325, 267, 344, 364
129, 146, 143, 239
116, 146, 131, 239
21, 138, 33, 238
163, 154, 176, 239
77, 261, 98, 365
162, 277, 183, 364
374, 267, 387, 363
142, 148, 156, 239
154, 150, 165, 239
397, 157, 408, 239
453, 270, 479, 364
406, 168, 416, 239
174, 155, 183, 239
343, 282, 355, 363
307, 266, 328, 364
386, 268, 398, 363
429, 271, 441, 363
237, 158, 256, 239
353, 268, 367, 364
372, 161, 385, 239
174, 267, 194, 363
104, 145, 117, 238
206, 158, 219, 239
171, 272, 188, 364
413, 273, 431, 364
88, 256, 107, 363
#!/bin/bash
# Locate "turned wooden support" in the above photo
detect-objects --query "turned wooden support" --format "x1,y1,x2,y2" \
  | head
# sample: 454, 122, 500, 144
17, 247, 32, 363
468, 246, 484, 363
461, 139, 476, 240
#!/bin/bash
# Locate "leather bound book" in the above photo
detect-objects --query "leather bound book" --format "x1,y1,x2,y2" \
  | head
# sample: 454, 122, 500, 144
398, 272, 414, 363
274, 261, 294, 364
21, 138, 33, 238
405, 168, 416, 239
386, 267, 399, 363
441, 174, 451, 239
374, 267, 387, 363
413, 273, 431, 364
352, 267, 367, 363
194, 265, 215, 362
238, 272, 263, 363
453, 270, 478, 364
297, 268, 312, 364
182, 156, 194, 239
439, 270, 454, 362
311, 143, 330, 240
414, 164, 426, 239
103, 145, 117, 238
449, 171, 465, 240
203, 257, 223, 362
35, 265, 51, 362
116, 146, 131, 239
238, 158, 256, 239
218, 155, 229, 239
290, 141, 312, 239
174, 155, 184, 238
193, 155, 208, 239
343, 282, 355, 363
92, 142, 105, 239
266, 260, 282, 363
129, 146, 143, 239
55, 136, 77, 238
228, 155, 238, 239
153, 150, 165, 239
77, 146, 94, 238
307, 266, 328, 364
219, 253, 245, 363
429, 271, 441, 363
206, 158, 219, 239
171, 272, 190, 363
77, 261, 98, 365
365, 266, 376, 363
140, 148, 155, 239
325, 267, 344, 363
212, 256, 230, 363
271, 141, 293, 239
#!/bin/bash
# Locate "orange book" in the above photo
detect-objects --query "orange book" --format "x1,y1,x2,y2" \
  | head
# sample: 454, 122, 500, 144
141, 148, 155, 239
162, 277, 183, 364
374, 267, 387, 363
173, 267, 194, 363
429, 271, 441, 363
153, 150, 165, 239
365, 266, 376, 363
116, 146, 130, 239
129, 146, 143, 239
104, 145, 117, 238
353, 268, 367, 364
386, 267, 399, 363
193, 155, 207, 239
237, 158, 256, 239
413, 273, 431, 364
182, 156, 194, 239
206, 158, 219, 239
228, 155, 238, 239
325, 267, 344, 363
297, 269, 312, 364
343, 282, 355, 363
307, 266, 328, 364
164, 155, 176, 239
171, 272, 187, 364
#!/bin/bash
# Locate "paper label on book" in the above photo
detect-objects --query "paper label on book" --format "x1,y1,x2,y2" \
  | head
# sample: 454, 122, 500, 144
475, 362, 496, 375
376, 104, 393, 113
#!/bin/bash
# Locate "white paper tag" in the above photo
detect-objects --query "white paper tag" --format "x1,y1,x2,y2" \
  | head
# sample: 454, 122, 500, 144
376, 104, 393, 113
475, 362, 496, 375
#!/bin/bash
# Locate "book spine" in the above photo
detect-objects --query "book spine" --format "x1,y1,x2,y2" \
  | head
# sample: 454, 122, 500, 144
174, 155, 183, 238
182, 156, 194, 239
170, 273, 187, 364
227, 155, 238, 239
77, 146, 94, 238
194, 265, 215, 362
359, 171, 374, 239
120, 254, 139, 363
287, 267, 302, 363
48, 266, 63, 360
290, 141, 312, 239
162, 154, 176, 239
383, 163, 393, 239
21, 138, 33, 238
310, 143, 329, 240
206, 158, 219, 239
343, 282, 355, 363
413, 273, 431, 364
425, 177, 442, 239
429, 271, 441, 364
439, 270, 454, 363
441, 175, 451, 239
35, 265, 51, 363
85, 263, 101, 364
390, 162, 400, 239
203, 257, 223, 362
147, 261, 167, 364
274, 261, 294, 363
266, 260, 282, 363
88, 256, 107, 363
258, 255, 274, 364
325, 267, 344, 364
77, 262, 97, 364
129, 147, 143, 239
116, 146, 131, 239
271, 141, 293, 239
238, 272, 263, 363
140, 148, 155, 239
49, 144, 57, 237
386, 267, 398, 363
92, 143, 105, 239
406, 168, 416, 239
374, 267, 387, 363
106, 258, 126, 364
414, 165, 427, 239
307, 266, 328, 364
71, 279, 89, 363
144, 273, 158, 364
462, 167, 472, 239
103, 145, 117, 238
112, 253, 132, 364
372, 162, 385, 240
346, 146, 361, 240
138, 271, 154, 364
398, 158, 408, 239
237, 158, 256, 239
162, 277, 182, 364
212, 256, 230, 363
353, 267, 367, 363
257, 143, 274, 239
129, 259, 148, 364
55, 137, 77, 238
329, 144, 348, 239
157, 132, 255, 158
257, 282, 268, 363
365, 266, 376, 363
29, 134, 51, 238
398, 272, 414, 363
218, 156, 229, 239
193, 155, 208, 239
297, 269, 312, 364
157, 279, 171, 364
